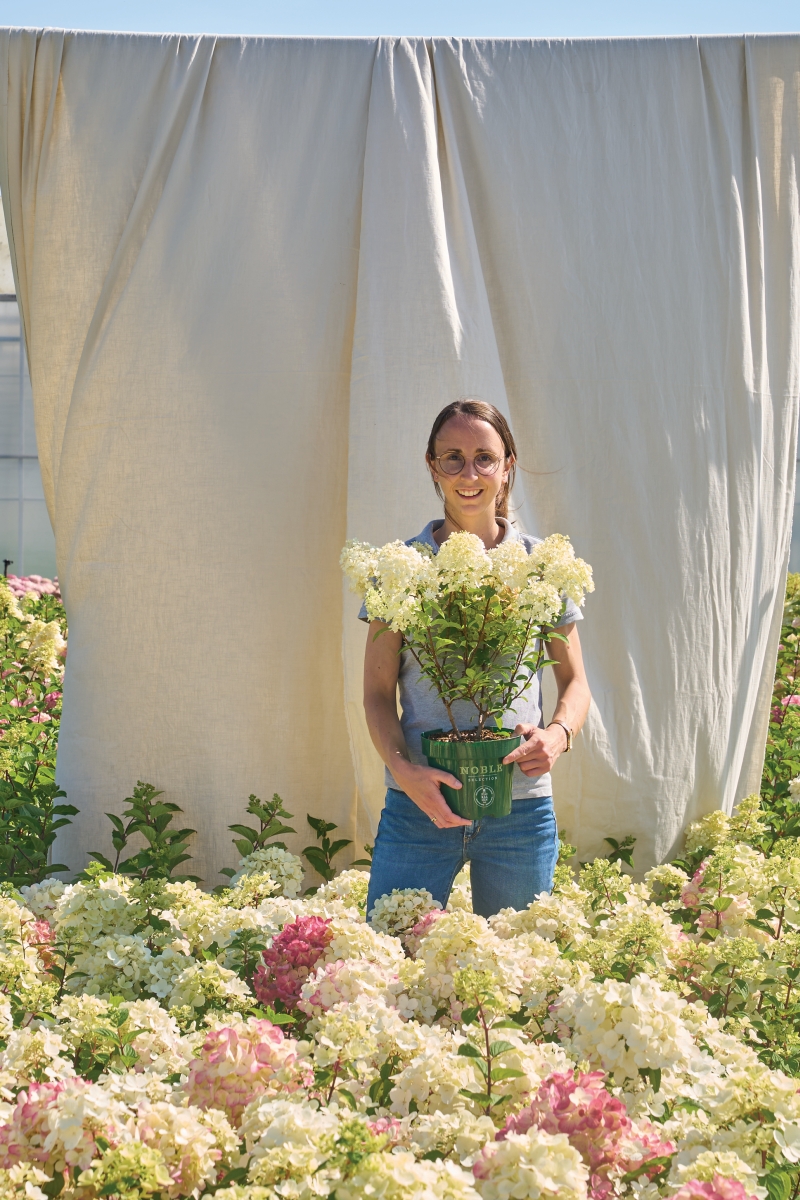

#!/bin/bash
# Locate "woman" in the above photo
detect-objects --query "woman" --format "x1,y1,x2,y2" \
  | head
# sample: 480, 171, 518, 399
362, 399, 592, 918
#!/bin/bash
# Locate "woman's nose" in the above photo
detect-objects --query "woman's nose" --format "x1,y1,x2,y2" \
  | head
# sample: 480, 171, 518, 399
459, 459, 480, 481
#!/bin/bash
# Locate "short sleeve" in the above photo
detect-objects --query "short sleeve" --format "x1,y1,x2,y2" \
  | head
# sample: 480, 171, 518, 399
555, 596, 583, 628
357, 600, 369, 622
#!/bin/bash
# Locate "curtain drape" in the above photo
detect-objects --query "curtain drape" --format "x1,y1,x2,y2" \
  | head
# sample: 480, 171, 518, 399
1, 30, 798, 882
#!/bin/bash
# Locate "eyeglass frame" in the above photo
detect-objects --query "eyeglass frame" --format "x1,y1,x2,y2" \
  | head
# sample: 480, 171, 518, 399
429, 450, 510, 477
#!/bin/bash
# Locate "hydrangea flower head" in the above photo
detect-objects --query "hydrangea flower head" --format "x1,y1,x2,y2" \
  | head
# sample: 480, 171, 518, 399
499, 1070, 674, 1199
253, 915, 334, 1008
184, 1018, 309, 1124
368, 887, 442, 936
671, 1177, 759, 1200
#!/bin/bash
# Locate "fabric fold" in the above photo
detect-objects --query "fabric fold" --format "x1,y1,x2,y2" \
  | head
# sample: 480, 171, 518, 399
0, 30, 797, 875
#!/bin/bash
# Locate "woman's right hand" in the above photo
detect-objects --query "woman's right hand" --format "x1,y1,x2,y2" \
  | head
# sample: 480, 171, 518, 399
390, 760, 472, 828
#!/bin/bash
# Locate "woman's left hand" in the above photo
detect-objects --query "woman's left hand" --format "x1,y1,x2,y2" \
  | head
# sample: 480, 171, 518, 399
501, 723, 567, 776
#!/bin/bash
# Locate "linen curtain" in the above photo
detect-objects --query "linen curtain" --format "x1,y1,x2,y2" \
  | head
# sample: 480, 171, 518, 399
1, 30, 798, 883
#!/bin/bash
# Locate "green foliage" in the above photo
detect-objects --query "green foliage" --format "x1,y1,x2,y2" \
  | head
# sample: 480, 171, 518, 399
220, 792, 296, 880
761, 572, 800, 843
403, 578, 564, 736
302, 815, 352, 888
87, 781, 198, 882
0, 582, 70, 888
454, 967, 525, 1114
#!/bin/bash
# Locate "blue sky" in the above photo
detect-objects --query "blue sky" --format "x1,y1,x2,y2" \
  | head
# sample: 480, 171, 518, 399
2, 1, 798, 38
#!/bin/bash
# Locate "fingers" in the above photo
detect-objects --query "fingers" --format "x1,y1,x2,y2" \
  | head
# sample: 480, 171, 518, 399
431, 768, 462, 790
430, 802, 472, 828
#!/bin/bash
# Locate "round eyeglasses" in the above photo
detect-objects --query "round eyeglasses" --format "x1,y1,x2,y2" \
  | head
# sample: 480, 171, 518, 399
433, 451, 504, 476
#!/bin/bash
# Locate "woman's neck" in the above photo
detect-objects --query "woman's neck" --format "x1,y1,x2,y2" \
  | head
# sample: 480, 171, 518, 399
434, 512, 505, 550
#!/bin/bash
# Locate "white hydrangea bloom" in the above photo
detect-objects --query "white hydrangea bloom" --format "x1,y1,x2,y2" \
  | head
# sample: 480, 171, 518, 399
551, 974, 697, 1083
19, 878, 67, 919
168, 960, 253, 1011
122, 999, 192, 1074
389, 1028, 478, 1115
229, 847, 304, 896
683, 810, 733, 855
298, 958, 404, 1018
489, 885, 591, 945
311, 995, 408, 1076
334, 1149, 480, 1200
240, 1094, 336, 1154
52, 876, 137, 943
669, 1149, 766, 1197
435, 532, 492, 591
0, 1026, 73, 1086
136, 1100, 238, 1196
447, 865, 473, 912
320, 917, 405, 971
71, 934, 155, 1000
472, 1129, 588, 1200
145, 945, 195, 999
0, 1162, 51, 1200
368, 888, 442, 936
310, 869, 369, 911
409, 1109, 497, 1163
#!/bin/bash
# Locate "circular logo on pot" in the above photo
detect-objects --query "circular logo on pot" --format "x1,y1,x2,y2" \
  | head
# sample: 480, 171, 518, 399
474, 784, 495, 809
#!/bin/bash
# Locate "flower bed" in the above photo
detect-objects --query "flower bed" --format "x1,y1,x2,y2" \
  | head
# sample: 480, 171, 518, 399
0, 577, 797, 1200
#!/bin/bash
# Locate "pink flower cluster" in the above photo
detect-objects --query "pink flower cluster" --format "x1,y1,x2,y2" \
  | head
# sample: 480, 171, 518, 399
402, 909, 445, 956
184, 1018, 310, 1123
24, 918, 55, 970
253, 915, 333, 1008
672, 1178, 758, 1200
498, 1071, 674, 1200
0, 1080, 112, 1175
680, 864, 747, 933
5, 575, 60, 601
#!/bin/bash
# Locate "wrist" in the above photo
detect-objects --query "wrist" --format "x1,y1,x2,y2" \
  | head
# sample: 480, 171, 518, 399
389, 754, 417, 782
547, 720, 573, 752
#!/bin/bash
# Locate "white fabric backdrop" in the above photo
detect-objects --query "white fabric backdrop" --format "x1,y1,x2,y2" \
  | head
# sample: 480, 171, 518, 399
1, 30, 798, 883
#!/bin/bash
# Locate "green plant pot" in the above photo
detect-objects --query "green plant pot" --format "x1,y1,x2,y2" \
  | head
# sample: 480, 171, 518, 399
421, 728, 522, 819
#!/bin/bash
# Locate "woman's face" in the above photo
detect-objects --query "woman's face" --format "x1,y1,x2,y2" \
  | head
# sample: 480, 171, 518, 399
428, 415, 511, 524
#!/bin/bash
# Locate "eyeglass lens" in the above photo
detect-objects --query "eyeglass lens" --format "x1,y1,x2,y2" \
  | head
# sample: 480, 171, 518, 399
438, 452, 501, 476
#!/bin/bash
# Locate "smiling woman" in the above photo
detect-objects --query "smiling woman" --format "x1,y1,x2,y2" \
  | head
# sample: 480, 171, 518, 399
358, 399, 593, 919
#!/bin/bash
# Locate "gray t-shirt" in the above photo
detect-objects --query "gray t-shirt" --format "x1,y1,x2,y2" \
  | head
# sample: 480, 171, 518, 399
360, 518, 583, 799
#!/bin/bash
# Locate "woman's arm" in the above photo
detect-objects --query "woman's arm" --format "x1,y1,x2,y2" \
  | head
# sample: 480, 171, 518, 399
501, 623, 591, 777
364, 621, 471, 828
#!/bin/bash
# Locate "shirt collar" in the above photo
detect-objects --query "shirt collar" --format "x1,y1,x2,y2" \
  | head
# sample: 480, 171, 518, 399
414, 517, 519, 554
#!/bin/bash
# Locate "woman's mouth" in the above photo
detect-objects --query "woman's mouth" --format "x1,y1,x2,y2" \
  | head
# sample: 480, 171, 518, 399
456, 488, 482, 498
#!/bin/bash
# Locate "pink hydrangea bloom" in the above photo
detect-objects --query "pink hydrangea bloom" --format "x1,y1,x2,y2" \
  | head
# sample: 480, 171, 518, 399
402, 909, 445, 956
498, 1070, 674, 1200
680, 864, 707, 909
25, 918, 55, 970
367, 1116, 403, 1145
5, 575, 61, 601
0, 1079, 121, 1175
253, 915, 333, 1008
184, 1018, 310, 1124
672, 1178, 757, 1200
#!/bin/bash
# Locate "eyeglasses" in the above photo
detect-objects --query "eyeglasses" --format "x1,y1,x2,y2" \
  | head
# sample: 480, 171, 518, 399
433, 451, 505, 476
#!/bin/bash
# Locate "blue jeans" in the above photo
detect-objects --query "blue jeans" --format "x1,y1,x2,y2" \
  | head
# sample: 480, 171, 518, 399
367, 788, 559, 919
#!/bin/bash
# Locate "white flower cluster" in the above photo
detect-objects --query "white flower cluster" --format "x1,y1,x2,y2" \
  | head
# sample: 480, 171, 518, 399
340, 530, 594, 634
1, 797, 800, 1200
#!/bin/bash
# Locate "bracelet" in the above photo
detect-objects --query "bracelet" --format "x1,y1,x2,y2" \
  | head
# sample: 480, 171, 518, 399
547, 720, 573, 752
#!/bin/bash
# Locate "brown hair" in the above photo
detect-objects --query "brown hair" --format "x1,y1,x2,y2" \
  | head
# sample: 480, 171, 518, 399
426, 399, 517, 520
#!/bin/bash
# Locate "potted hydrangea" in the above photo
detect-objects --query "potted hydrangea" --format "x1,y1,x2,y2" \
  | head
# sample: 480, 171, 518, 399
341, 530, 593, 818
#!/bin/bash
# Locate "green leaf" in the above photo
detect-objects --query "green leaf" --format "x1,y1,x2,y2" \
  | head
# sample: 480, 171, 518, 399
487, 1040, 516, 1057
764, 1170, 794, 1200
457, 1043, 483, 1058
